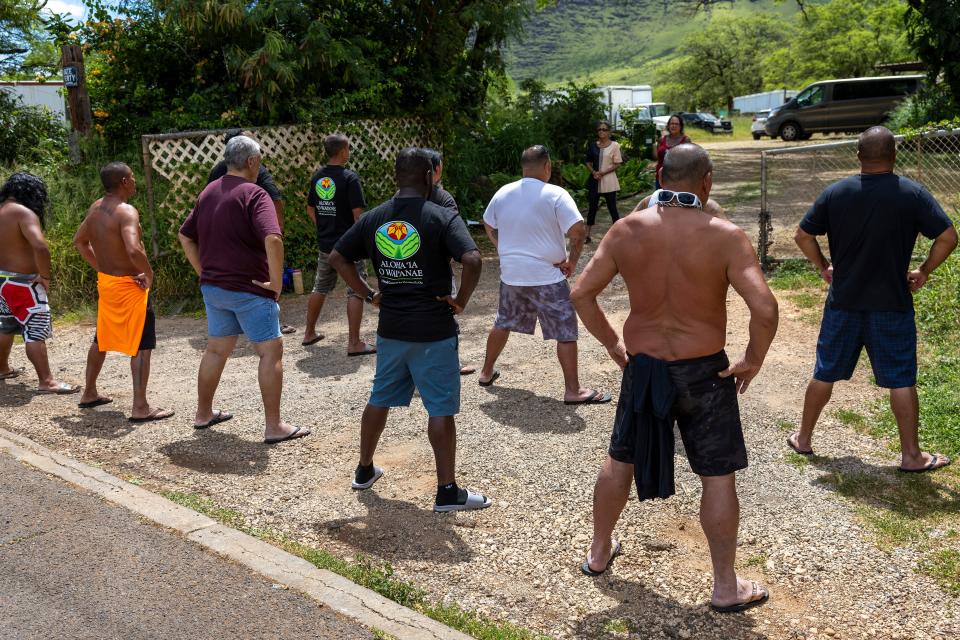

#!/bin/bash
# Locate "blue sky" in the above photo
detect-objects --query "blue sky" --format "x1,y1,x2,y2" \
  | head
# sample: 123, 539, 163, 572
44, 1, 87, 21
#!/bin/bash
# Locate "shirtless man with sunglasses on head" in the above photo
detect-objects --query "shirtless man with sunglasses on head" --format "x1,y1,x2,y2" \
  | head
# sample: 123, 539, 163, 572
570, 143, 779, 612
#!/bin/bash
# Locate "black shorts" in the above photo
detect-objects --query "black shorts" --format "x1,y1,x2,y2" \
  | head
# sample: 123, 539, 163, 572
609, 350, 747, 477
93, 297, 156, 352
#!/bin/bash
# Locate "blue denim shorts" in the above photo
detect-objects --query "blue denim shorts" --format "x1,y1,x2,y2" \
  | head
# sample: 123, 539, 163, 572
814, 304, 917, 389
369, 335, 460, 417
201, 284, 280, 343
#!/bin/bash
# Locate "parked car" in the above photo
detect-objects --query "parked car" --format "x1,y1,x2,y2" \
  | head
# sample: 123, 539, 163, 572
764, 75, 923, 141
751, 109, 771, 140
680, 112, 733, 134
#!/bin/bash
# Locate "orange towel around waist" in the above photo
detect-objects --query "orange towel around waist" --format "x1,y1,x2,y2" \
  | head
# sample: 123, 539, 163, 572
96, 273, 149, 357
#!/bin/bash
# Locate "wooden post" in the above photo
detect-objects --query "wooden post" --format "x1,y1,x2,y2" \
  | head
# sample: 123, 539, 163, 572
60, 44, 92, 135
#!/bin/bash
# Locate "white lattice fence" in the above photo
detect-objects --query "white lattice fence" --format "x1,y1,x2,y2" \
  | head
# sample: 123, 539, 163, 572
141, 118, 437, 257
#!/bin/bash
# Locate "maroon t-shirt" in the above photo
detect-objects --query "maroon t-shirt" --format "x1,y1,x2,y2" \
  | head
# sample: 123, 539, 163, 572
179, 175, 281, 298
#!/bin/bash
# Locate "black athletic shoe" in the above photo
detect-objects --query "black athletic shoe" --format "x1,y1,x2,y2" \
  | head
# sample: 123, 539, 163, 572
352, 464, 383, 490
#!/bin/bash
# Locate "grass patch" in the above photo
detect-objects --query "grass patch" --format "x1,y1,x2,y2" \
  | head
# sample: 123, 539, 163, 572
161, 490, 548, 640
776, 419, 796, 432
785, 452, 811, 470
372, 630, 398, 640
920, 549, 960, 596
766, 259, 824, 291
602, 619, 631, 635
834, 409, 867, 429
743, 552, 769, 570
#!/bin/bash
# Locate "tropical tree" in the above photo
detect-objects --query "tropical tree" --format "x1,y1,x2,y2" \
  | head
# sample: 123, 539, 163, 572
0, 0, 44, 73
907, 0, 960, 107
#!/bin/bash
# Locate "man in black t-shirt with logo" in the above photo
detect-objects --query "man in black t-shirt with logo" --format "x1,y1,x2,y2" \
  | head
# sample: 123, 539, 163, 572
792, 126, 958, 473
329, 148, 490, 512
302, 134, 375, 355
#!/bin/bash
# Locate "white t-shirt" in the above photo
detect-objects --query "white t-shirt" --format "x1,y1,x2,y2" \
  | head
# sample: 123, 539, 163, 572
483, 178, 584, 286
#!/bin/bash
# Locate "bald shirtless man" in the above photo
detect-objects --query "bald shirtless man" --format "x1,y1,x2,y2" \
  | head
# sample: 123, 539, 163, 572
74, 162, 173, 423
0, 172, 78, 393
570, 144, 778, 612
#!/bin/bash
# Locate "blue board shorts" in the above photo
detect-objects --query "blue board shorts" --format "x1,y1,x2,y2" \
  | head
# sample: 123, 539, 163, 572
814, 303, 917, 389
201, 284, 281, 344
369, 335, 461, 417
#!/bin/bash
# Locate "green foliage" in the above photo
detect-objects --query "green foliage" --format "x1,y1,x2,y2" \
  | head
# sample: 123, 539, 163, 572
47, 1, 527, 144
652, 0, 913, 111
0, 89, 67, 165
618, 158, 653, 196
887, 85, 960, 132
656, 13, 789, 112
907, 0, 960, 108
0, 0, 44, 73
919, 549, 960, 596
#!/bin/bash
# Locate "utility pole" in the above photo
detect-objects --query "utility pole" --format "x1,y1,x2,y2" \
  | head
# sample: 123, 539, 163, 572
60, 43, 92, 162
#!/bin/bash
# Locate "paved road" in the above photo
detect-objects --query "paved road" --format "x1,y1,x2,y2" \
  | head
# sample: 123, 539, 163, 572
0, 454, 371, 640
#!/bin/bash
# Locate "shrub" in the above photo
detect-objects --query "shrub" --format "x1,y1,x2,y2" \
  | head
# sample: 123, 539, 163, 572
0, 89, 67, 166
887, 84, 959, 132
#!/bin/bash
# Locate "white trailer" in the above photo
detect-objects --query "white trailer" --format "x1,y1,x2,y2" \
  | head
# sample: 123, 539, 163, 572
0, 81, 67, 121
600, 85, 654, 128
733, 89, 798, 114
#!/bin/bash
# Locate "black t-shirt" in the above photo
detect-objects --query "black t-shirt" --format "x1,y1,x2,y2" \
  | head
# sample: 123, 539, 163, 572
430, 184, 459, 215
800, 173, 952, 312
334, 196, 477, 342
207, 161, 283, 201
307, 165, 366, 253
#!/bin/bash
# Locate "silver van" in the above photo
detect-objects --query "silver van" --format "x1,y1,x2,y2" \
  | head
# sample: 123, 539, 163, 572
764, 75, 923, 141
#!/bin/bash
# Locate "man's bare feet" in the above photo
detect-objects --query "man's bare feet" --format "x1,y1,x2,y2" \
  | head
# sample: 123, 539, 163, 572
0, 366, 25, 380
459, 364, 476, 375
129, 407, 175, 423
302, 333, 324, 346
263, 422, 311, 444
582, 537, 621, 575
899, 451, 951, 473
78, 395, 113, 409
37, 381, 80, 394
787, 431, 814, 455
347, 341, 377, 356
563, 388, 612, 405
711, 577, 769, 613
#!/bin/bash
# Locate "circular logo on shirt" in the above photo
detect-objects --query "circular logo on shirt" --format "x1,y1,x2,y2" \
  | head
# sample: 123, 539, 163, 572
375, 221, 421, 260
315, 177, 336, 200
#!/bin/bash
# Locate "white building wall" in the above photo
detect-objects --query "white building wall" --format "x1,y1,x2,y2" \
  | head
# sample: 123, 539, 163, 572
0, 82, 68, 121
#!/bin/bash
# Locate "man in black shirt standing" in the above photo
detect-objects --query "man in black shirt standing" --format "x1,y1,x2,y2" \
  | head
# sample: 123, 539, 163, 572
792, 126, 957, 472
329, 148, 489, 512
207, 129, 295, 335
302, 134, 375, 355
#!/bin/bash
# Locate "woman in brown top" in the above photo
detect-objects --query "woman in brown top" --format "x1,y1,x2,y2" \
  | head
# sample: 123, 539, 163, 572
654, 115, 691, 189
584, 120, 623, 244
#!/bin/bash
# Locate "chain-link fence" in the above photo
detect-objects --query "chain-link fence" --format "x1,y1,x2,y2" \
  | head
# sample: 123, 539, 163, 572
758, 128, 960, 267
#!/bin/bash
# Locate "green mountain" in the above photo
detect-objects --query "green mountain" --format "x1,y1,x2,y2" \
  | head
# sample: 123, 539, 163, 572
505, 0, 802, 89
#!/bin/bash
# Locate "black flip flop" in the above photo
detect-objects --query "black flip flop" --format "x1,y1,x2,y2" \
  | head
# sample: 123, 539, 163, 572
478, 370, 500, 387
264, 425, 311, 445
899, 453, 951, 473
786, 432, 814, 456
0, 366, 25, 380
129, 409, 175, 424
194, 409, 234, 430
580, 540, 622, 577
78, 397, 113, 409
302, 335, 324, 346
710, 581, 769, 613
565, 389, 612, 405
347, 347, 377, 357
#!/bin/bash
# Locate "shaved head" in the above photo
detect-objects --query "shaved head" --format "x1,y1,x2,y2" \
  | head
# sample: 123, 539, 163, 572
857, 126, 896, 165
100, 162, 132, 192
660, 143, 712, 189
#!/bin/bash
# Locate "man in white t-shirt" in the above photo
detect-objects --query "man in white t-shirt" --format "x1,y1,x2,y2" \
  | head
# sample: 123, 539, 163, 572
478, 145, 612, 405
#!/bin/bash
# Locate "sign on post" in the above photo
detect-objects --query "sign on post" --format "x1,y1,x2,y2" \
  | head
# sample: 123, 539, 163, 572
62, 66, 79, 88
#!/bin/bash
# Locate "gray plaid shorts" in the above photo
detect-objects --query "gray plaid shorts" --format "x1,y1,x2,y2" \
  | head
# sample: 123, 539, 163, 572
494, 280, 578, 342
313, 251, 368, 296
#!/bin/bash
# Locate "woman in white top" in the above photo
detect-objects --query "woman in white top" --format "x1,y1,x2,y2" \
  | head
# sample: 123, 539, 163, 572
584, 120, 623, 243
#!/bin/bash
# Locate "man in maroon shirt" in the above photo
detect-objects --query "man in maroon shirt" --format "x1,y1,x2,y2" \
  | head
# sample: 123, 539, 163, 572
178, 135, 310, 444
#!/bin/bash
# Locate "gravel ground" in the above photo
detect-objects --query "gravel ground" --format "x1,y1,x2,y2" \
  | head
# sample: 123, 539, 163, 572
2, 149, 957, 639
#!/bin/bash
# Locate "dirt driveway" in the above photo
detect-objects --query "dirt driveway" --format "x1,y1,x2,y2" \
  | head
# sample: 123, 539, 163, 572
2, 210, 958, 639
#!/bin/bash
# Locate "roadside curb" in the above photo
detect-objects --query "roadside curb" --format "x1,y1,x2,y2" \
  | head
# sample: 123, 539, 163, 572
0, 427, 471, 640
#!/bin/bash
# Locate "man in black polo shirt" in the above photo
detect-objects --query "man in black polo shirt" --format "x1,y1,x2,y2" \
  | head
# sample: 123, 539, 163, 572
207, 129, 295, 335
792, 126, 957, 473
301, 134, 375, 355
329, 148, 489, 512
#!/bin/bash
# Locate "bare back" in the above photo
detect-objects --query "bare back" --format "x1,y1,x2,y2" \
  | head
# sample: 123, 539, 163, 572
0, 201, 44, 274
81, 197, 144, 276
608, 205, 755, 360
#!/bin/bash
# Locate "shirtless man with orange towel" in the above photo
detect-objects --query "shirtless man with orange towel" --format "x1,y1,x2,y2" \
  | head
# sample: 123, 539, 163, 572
74, 162, 173, 423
